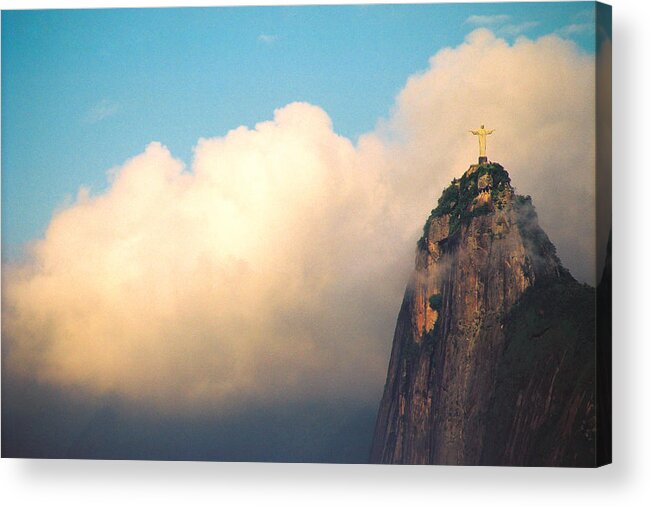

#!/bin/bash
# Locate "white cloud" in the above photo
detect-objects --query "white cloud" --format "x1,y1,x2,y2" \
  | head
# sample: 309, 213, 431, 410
466, 14, 510, 25
3, 29, 597, 414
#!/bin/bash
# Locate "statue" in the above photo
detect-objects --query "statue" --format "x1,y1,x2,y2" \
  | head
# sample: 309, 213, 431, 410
470, 125, 494, 163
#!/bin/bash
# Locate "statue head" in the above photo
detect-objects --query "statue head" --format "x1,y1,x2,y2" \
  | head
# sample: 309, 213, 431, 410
481, 124, 485, 129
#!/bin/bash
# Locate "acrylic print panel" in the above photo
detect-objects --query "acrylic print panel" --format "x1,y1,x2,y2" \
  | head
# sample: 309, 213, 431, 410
1, 2, 611, 466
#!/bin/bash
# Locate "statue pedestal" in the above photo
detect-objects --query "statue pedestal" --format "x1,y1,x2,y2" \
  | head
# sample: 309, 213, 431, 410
478, 156, 488, 164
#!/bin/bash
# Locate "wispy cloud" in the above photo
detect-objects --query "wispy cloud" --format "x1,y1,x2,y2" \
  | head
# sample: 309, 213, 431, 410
499, 21, 539, 37
466, 14, 537, 37
84, 99, 119, 124
574, 7, 596, 23
466, 14, 510, 25
557, 23, 593, 37
554, 8, 596, 40
257, 33, 278, 44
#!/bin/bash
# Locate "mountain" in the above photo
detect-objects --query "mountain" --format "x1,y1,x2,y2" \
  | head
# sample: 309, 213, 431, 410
370, 163, 597, 466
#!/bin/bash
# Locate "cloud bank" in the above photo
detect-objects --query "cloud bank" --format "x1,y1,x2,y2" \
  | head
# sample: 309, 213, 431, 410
3, 30, 596, 413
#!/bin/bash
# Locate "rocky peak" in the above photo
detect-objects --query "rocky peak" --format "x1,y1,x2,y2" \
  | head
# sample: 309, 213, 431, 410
371, 162, 595, 466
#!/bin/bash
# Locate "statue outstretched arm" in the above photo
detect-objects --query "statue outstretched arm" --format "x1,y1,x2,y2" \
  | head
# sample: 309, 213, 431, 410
470, 130, 479, 135
487, 129, 495, 134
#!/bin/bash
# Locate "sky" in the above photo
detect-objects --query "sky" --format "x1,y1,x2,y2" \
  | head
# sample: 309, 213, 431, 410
1, 2, 609, 462
2, 2, 598, 252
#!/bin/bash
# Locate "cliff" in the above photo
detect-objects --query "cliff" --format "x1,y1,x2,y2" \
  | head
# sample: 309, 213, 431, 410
370, 163, 597, 466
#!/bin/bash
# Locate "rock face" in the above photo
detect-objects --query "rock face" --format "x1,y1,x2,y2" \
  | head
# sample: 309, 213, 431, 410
370, 163, 596, 466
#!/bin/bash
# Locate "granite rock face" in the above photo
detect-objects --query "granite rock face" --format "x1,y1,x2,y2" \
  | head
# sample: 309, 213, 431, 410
370, 163, 596, 466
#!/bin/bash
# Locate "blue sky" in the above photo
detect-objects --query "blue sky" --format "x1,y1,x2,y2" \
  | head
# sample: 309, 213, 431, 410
2, 2, 598, 256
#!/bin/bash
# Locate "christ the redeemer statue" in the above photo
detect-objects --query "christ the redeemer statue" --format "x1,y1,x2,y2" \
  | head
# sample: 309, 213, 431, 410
470, 125, 494, 164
